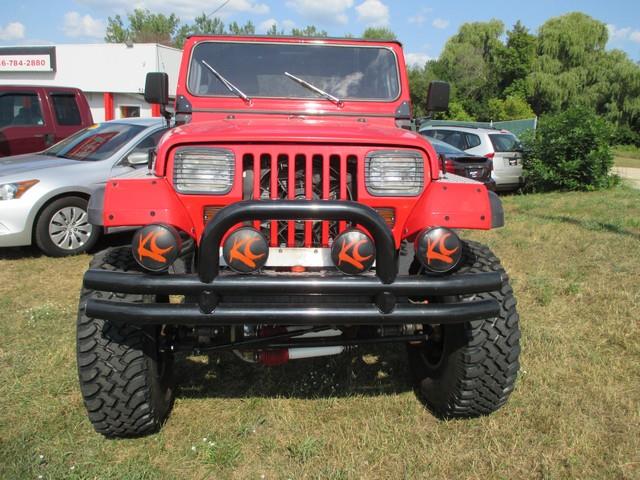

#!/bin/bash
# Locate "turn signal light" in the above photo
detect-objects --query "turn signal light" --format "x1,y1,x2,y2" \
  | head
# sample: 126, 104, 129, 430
415, 227, 462, 274
331, 229, 375, 275
132, 224, 182, 272
374, 208, 396, 228
222, 227, 269, 273
203, 205, 223, 224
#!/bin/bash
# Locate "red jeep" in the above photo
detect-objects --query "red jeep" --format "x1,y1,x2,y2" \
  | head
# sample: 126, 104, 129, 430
77, 36, 520, 438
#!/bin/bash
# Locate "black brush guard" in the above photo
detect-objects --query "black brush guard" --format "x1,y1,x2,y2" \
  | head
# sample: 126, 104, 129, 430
84, 200, 502, 326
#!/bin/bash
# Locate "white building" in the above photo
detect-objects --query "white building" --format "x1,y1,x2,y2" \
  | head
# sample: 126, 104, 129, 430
0, 43, 181, 122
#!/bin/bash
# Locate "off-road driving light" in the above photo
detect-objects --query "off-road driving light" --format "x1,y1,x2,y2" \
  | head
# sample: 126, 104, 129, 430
132, 224, 182, 272
173, 147, 235, 194
415, 227, 462, 274
365, 150, 424, 196
222, 227, 269, 273
331, 229, 376, 275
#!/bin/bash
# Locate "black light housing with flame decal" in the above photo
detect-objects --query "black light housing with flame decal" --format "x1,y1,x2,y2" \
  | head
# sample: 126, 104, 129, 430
414, 226, 462, 274
222, 227, 269, 273
132, 224, 182, 272
331, 229, 376, 275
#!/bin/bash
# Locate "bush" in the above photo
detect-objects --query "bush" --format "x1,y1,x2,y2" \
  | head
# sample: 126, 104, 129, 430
522, 106, 615, 191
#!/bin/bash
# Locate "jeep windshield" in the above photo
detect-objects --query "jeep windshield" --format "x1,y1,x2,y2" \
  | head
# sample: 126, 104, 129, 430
188, 41, 400, 101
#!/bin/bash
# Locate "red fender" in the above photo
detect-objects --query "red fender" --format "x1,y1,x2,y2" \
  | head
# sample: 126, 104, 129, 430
102, 177, 195, 236
403, 180, 494, 239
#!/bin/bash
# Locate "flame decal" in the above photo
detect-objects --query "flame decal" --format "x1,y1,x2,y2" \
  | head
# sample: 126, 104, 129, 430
137, 230, 174, 264
338, 238, 373, 271
426, 233, 459, 265
229, 236, 266, 268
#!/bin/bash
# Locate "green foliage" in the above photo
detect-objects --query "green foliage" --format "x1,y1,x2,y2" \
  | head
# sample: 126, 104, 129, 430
105, 9, 180, 46
291, 25, 328, 37
487, 95, 535, 121
362, 27, 397, 40
107, 11, 257, 48
522, 106, 615, 191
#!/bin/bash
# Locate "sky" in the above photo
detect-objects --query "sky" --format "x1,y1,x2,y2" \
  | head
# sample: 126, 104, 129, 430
1, 0, 639, 66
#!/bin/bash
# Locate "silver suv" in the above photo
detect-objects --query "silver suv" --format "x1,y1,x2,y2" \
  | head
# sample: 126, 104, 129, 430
420, 126, 524, 191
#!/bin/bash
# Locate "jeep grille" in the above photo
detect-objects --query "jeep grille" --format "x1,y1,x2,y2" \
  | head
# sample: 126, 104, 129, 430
239, 147, 358, 248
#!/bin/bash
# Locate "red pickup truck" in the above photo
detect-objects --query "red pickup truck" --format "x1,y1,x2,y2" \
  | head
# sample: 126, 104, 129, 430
0, 85, 93, 156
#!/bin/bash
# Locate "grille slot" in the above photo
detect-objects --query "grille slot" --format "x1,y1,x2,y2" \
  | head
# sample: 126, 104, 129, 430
241, 150, 357, 247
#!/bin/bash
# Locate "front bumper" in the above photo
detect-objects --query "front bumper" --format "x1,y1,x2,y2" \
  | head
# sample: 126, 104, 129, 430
0, 198, 33, 247
84, 200, 502, 326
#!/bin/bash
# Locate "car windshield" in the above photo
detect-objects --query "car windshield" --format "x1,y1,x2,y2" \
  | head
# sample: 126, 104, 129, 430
188, 41, 400, 101
423, 136, 466, 155
43, 123, 146, 161
489, 133, 522, 152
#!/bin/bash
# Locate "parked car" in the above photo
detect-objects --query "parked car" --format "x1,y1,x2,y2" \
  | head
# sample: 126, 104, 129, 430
420, 125, 524, 191
0, 85, 93, 157
0, 117, 168, 256
426, 137, 495, 189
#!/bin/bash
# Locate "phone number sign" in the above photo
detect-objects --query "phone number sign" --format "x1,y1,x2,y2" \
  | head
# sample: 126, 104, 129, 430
0, 47, 56, 72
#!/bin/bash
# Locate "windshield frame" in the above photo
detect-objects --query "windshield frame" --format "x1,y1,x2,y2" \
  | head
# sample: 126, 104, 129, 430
186, 40, 402, 103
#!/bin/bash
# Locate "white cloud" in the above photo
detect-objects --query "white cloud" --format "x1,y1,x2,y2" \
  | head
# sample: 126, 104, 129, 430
607, 23, 640, 44
0, 21, 25, 41
285, 0, 354, 25
607, 24, 631, 40
405, 52, 432, 68
63, 11, 105, 38
258, 18, 295, 33
408, 14, 425, 25
432, 18, 449, 29
259, 18, 277, 31
408, 7, 432, 26
75, 0, 269, 20
355, 0, 389, 27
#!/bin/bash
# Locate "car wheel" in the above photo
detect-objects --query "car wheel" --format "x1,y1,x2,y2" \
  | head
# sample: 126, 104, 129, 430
35, 196, 101, 257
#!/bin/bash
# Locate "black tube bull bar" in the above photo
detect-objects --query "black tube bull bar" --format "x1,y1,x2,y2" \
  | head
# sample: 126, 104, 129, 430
83, 200, 502, 326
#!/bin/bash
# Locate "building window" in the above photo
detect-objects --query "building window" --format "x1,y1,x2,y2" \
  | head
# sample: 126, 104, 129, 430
0, 93, 44, 127
120, 106, 140, 118
51, 94, 82, 126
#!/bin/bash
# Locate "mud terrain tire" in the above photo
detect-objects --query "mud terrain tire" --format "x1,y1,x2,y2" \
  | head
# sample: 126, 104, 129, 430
408, 240, 520, 418
76, 246, 174, 437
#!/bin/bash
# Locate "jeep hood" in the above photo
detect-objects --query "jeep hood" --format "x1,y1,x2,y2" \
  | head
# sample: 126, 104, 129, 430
158, 117, 436, 175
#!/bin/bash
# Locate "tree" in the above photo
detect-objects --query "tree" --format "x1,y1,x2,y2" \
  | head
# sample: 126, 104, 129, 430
498, 21, 536, 96
486, 95, 535, 121
228, 20, 255, 35
265, 23, 285, 36
105, 9, 180, 46
522, 106, 614, 191
104, 15, 129, 43
361, 27, 397, 41
290, 25, 328, 37
174, 13, 224, 48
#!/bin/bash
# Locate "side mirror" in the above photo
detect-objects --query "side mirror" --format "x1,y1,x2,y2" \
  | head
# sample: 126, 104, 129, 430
426, 81, 450, 112
144, 72, 169, 105
127, 150, 150, 166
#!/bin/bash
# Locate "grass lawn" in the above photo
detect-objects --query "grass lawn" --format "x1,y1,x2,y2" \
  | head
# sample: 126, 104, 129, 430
613, 145, 640, 168
1, 187, 639, 479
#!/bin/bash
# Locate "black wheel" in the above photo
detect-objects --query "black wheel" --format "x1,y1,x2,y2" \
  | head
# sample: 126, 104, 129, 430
408, 240, 521, 418
35, 196, 100, 257
76, 246, 174, 438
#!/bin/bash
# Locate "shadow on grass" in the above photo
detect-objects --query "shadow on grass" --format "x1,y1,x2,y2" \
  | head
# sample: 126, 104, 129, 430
174, 342, 414, 400
0, 231, 133, 260
532, 214, 640, 240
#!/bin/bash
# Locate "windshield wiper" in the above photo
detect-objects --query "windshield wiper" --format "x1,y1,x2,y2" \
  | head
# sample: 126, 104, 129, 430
284, 72, 344, 107
201, 60, 252, 105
